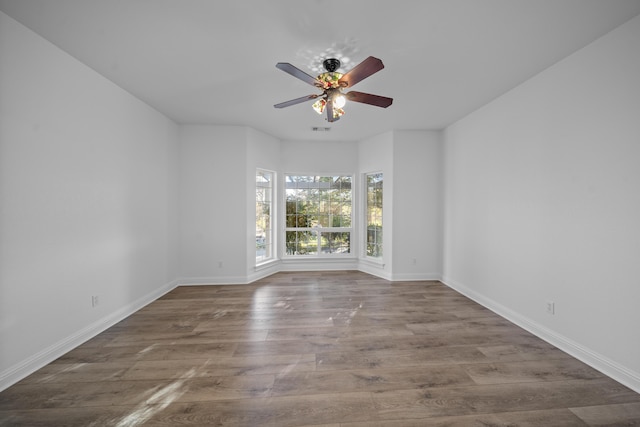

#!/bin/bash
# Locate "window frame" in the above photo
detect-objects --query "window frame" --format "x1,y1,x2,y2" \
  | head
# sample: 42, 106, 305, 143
364, 171, 383, 260
282, 174, 354, 258
256, 168, 275, 265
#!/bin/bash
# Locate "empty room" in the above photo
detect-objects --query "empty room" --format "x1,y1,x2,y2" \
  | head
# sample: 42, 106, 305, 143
1, 1, 640, 425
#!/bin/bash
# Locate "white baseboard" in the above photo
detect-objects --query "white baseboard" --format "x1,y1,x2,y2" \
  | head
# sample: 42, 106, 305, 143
390, 272, 443, 282
177, 276, 249, 285
179, 265, 439, 285
248, 261, 282, 283
280, 258, 359, 272
357, 258, 390, 280
0, 279, 178, 392
441, 276, 640, 394
178, 262, 443, 285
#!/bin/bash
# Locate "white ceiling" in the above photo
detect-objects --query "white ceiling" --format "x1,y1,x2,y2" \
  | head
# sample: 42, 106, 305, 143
2, 0, 640, 142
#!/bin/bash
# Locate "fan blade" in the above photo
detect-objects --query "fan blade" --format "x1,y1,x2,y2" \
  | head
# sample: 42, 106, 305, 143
339, 56, 384, 87
326, 99, 338, 122
276, 63, 319, 86
345, 91, 393, 108
274, 94, 319, 109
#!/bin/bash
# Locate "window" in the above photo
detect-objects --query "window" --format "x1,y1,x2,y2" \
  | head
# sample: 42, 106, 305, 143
366, 172, 383, 258
285, 175, 352, 256
256, 169, 274, 263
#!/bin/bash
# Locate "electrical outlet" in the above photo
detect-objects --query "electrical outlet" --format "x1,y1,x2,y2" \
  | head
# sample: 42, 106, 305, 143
546, 301, 555, 315
218, 261, 223, 268
92, 295, 99, 308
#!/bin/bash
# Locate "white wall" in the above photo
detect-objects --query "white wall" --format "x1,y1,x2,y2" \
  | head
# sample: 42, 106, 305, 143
443, 14, 640, 391
178, 125, 248, 284
392, 130, 443, 280
0, 12, 179, 389
280, 140, 359, 173
358, 130, 443, 281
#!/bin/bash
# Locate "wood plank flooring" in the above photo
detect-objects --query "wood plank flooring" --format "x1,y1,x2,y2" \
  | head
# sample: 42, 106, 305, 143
2, 271, 640, 426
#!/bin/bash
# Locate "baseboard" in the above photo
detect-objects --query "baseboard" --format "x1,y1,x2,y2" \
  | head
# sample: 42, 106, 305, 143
357, 258, 390, 281
178, 262, 443, 285
280, 258, 359, 272
248, 260, 282, 283
441, 276, 640, 394
177, 275, 249, 285
0, 279, 178, 392
389, 272, 443, 282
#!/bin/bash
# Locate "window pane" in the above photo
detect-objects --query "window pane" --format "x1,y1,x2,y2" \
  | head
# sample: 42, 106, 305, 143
286, 231, 317, 255
256, 170, 274, 263
286, 214, 296, 228
318, 215, 330, 227
321, 232, 351, 254
285, 174, 352, 257
305, 189, 319, 214
366, 172, 383, 258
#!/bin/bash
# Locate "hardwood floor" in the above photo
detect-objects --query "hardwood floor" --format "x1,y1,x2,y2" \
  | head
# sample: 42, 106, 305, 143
2, 271, 640, 426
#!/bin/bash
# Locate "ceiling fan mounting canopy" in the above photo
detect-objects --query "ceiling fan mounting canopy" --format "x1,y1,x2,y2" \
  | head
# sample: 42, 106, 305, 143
323, 58, 341, 72
274, 55, 393, 123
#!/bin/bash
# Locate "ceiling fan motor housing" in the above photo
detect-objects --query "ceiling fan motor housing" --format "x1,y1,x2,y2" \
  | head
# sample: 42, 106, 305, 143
323, 58, 341, 72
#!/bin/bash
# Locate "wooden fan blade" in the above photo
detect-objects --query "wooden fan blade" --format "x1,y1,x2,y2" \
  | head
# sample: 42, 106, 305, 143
276, 63, 319, 86
339, 56, 384, 87
345, 91, 393, 108
274, 94, 319, 109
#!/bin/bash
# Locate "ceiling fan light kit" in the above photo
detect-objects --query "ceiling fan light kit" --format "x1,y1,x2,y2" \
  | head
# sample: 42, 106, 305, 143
274, 56, 393, 123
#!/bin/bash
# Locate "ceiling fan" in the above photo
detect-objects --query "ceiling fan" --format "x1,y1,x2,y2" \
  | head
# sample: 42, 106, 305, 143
274, 56, 393, 123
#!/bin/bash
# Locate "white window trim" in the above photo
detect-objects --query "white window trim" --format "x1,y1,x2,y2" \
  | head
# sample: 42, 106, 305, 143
256, 168, 276, 265
363, 171, 383, 262
281, 173, 357, 259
